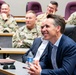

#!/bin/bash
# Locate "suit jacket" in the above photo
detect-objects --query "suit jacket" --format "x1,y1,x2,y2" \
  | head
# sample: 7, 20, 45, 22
40, 34, 76, 75
22, 37, 49, 63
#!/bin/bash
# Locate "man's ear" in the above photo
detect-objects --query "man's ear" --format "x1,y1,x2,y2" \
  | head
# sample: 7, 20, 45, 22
56, 25, 61, 32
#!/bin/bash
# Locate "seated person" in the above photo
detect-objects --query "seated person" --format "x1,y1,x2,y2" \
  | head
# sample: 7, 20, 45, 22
22, 37, 49, 63
0, 3, 19, 59
0, 3, 19, 33
13, 10, 42, 48
66, 12, 76, 25
26, 14, 76, 75
36, 1, 58, 26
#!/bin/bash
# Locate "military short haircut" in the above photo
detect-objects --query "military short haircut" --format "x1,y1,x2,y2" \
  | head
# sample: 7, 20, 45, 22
26, 10, 36, 16
1, 3, 10, 7
50, 1, 58, 7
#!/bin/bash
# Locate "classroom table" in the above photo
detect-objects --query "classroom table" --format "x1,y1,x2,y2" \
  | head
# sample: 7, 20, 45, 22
0, 48, 29, 54
0, 59, 29, 75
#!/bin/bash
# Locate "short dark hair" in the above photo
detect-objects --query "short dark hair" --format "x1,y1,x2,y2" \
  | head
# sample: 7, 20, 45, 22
50, 1, 58, 7
47, 14, 66, 33
26, 10, 36, 16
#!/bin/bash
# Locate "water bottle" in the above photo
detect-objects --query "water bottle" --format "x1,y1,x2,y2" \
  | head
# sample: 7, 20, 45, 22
26, 51, 33, 67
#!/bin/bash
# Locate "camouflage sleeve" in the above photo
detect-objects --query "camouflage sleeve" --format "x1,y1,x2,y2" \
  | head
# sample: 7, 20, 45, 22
3, 17, 19, 33
36, 13, 46, 26
36, 25, 42, 37
67, 12, 76, 25
10, 20, 19, 31
13, 33, 33, 48
13, 25, 41, 48
0, 15, 19, 33
12, 29, 23, 48
36, 14, 44, 26
20, 39, 33, 48
12, 26, 33, 48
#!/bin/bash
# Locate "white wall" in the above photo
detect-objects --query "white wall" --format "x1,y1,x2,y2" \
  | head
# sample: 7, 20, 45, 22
4, 0, 76, 17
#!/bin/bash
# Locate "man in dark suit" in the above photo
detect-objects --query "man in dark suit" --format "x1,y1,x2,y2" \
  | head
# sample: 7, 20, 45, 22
26, 14, 76, 75
22, 37, 49, 63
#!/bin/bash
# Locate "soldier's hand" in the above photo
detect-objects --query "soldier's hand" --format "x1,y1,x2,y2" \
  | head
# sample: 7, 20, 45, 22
1, 13, 8, 20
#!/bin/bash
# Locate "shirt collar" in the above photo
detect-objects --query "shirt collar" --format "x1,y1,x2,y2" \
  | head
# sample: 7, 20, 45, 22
41, 36, 44, 41
54, 35, 62, 47
41, 36, 49, 42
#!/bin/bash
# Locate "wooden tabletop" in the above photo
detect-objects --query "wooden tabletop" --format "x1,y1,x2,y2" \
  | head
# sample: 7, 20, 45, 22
0, 33, 13, 36
0, 48, 29, 54
16, 20, 25, 22
14, 16, 25, 23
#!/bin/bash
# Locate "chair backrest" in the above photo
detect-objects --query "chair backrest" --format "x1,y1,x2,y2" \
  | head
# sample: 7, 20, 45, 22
0, 0, 5, 12
64, 1, 76, 20
64, 25, 76, 42
26, 1, 42, 16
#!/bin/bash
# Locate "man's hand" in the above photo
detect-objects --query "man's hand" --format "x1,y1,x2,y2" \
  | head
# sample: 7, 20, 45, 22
1, 13, 8, 20
26, 60, 42, 75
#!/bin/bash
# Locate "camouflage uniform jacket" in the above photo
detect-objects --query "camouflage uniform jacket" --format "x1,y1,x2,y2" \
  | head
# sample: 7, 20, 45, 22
36, 13, 47, 26
0, 14, 19, 33
67, 12, 76, 25
13, 25, 42, 48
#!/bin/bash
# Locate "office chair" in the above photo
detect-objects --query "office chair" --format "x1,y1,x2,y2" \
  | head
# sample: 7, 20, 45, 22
0, 0, 5, 12
64, 1, 76, 20
26, 1, 43, 16
64, 25, 76, 42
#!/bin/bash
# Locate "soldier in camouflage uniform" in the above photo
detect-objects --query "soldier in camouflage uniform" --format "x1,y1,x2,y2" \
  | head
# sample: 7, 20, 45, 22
67, 12, 76, 25
36, 1, 58, 26
13, 10, 42, 48
0, 3, 19, 33
0, 3, 19, 59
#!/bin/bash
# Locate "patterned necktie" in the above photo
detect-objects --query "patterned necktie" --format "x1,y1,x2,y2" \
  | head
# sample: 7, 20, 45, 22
51, 45, 58, 69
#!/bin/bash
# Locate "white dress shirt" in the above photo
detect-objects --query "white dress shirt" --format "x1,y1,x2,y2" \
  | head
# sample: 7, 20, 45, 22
34, 38, 49, 60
